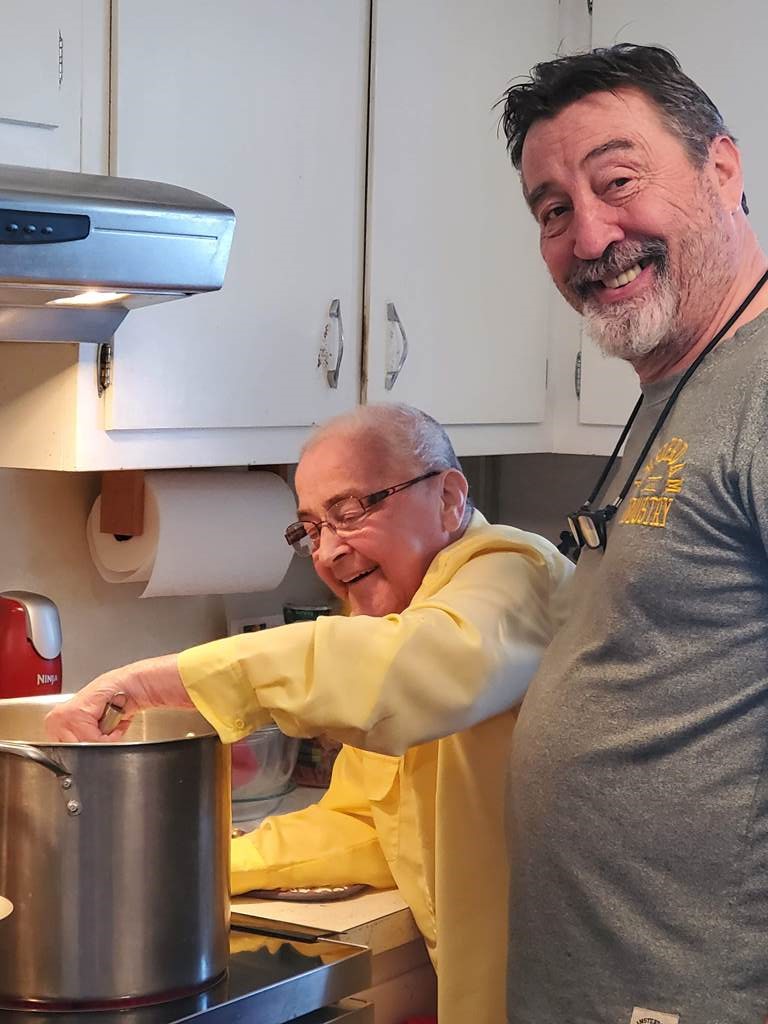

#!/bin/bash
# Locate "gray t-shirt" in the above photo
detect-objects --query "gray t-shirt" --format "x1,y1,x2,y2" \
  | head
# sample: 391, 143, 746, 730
508, 309, 768, 1024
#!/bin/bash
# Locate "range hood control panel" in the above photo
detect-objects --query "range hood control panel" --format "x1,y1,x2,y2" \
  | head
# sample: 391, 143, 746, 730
0, 208, 90, 244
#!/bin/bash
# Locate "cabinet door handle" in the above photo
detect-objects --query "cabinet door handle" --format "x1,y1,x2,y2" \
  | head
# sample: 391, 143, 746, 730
385, 302, 409, 391
323, 298, 344, 389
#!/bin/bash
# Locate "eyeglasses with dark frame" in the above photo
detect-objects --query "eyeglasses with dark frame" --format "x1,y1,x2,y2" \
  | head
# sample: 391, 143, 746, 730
285, 470, 441, 556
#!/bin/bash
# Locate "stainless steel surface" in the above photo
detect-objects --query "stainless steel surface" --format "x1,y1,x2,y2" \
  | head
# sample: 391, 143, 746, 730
0, 696, 230, 1006
0, 740, 69, 777
0, 305, 128, 343
0, 929, 372, 1024
98, 692, 128, 735
0, 163, 235, 343
384, 302, 408, 390
297, 1000, 373, 1023
325, 299, 344, 389
230, 912, 334, 942
0, 592, 61, 660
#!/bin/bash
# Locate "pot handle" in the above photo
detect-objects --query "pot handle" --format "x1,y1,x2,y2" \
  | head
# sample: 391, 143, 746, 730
0, 740, 70, 778
98, 692, 128, 735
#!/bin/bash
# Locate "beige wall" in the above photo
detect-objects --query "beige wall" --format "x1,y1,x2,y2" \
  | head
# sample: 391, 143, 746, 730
464, 452, 606, 546
0, 468, 326, 690
0, 454, 601, 691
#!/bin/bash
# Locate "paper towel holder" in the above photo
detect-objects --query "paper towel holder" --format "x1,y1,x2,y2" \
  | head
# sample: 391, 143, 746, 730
98, 467, 291, 540
99, 471, 145, 539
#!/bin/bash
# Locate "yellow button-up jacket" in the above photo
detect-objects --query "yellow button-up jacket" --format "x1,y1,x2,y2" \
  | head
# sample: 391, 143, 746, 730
180, 513, 573, 1023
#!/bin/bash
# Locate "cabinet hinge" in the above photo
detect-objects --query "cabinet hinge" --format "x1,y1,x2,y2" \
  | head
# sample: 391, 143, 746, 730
586, 0, 593, 15
574, 350, 582, 399
97, 343, 113, 396
58, 30, 64, 88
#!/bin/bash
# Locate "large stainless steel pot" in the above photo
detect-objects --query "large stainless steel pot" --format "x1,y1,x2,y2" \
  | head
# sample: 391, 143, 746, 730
0, 695, 230, 1008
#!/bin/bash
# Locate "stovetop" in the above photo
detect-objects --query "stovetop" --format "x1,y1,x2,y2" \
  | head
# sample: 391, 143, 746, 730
0, 926, 371, 1024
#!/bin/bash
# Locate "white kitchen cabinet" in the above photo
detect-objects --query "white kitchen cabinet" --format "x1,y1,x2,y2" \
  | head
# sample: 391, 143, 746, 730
0, 0, 560, 469
364, 0, 556, 456
0, 1, 369, 470
583, 0, 768, 429
592, 0, 768, 250
0, 1, 108, 173
552, 0, 768, 453
107, 0, 556, 457
105, 0, 368, 437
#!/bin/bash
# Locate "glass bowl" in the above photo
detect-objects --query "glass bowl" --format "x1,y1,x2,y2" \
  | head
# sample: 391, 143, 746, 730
231, 724, 299, 814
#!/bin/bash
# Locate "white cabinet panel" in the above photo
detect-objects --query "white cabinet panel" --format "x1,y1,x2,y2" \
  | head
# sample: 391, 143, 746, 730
579, 334, 640, 427
107, 0, 368, 431
593, 1, 768, 250
365, 0, 556, 432
579, 0, 768, 428
0, 1, 85, 171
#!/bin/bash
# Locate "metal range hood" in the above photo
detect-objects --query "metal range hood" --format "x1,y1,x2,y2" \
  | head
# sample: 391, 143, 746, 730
0, 163, 235, 343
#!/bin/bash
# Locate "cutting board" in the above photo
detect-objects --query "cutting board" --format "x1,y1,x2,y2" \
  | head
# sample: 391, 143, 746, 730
231, 886, 409, 933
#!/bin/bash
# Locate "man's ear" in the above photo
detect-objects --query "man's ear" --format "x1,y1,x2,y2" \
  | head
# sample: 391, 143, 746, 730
440, 469, 469, 533
709, 135, 744, 214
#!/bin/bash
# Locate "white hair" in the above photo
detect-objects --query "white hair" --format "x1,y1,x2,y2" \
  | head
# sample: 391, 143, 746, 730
301, 403, 463, 474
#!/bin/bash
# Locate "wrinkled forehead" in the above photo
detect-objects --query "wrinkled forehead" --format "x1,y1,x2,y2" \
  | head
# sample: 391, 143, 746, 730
295, 430, 417, 510
520, 87, 672, 194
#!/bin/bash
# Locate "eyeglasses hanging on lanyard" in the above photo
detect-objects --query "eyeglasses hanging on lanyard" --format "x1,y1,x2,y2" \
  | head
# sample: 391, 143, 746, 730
562, 267, 768, 557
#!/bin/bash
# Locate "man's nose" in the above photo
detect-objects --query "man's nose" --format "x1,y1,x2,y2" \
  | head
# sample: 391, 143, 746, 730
570, 198, 624, 262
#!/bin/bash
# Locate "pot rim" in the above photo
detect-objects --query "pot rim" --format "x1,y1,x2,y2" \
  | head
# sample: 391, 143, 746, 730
0, 694, 220, 745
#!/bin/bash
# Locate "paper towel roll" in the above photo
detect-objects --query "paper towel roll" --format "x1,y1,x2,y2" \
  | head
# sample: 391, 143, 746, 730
87, 471, 296, 597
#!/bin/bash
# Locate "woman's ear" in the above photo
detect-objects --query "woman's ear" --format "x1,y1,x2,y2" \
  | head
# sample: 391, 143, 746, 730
440, 469, 469, 533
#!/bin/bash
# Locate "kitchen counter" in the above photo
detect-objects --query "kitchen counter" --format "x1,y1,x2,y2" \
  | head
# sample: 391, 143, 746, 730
231, 788, 437, 1022
232, 889, 436, 1023
232, 888, 419, 955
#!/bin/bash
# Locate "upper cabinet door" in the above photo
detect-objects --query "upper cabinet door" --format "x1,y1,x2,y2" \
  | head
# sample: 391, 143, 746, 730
581, 0, 768, 427
107, 0, 368, 431
578, 331, 640, 427
0, 1, 87, 170
592, 0, 768, 246
364, 0, 557, 430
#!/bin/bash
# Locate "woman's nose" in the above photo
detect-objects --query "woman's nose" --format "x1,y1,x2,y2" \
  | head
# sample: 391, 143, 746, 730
314, 523, 351, 564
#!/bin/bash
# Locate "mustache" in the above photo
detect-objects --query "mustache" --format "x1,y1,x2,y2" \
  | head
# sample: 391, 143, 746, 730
568, 239, 668, 297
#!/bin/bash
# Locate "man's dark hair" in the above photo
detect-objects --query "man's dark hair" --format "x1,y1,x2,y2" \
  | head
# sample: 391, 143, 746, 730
500, 43, 734, 173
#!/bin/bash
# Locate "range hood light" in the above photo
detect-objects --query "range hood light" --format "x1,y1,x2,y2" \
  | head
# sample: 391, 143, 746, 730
0, 163, 235, 343
47, 291, 131, 307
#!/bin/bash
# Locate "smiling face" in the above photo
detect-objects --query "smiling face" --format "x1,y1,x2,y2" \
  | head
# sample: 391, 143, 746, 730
294, 431, 466, 617
521, 88, 743, 369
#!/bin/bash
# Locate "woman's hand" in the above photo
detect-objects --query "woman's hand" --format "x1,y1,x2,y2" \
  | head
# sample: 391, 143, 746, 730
44, 653, 193, 741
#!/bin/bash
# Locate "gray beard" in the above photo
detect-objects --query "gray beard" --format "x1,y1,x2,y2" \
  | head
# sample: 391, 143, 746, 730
582, 269, 679, 360
570, 179, 733, 365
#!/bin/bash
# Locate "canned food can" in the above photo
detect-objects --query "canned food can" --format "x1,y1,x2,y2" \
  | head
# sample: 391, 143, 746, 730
282, 602, 335, 624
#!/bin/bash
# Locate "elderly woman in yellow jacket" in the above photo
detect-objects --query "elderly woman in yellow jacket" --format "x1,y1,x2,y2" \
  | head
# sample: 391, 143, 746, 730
48, 403, 573, 1023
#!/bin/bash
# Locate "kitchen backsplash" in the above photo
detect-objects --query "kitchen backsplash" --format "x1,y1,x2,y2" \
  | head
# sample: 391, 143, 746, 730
0, 468, 325, 689
460, 452, 604, 546
0, 454, 601, 690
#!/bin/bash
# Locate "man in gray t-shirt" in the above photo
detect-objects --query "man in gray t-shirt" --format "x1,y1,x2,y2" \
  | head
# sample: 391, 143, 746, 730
500, 44, 768, 1023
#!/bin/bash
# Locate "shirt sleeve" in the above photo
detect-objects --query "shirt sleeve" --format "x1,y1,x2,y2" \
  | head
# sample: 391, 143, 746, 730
231, 745, 395, 894
181, 544, 563, 754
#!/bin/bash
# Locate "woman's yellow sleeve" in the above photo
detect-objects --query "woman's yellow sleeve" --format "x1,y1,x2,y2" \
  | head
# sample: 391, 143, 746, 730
181, 537, 560, 753
231, 745, 395, 895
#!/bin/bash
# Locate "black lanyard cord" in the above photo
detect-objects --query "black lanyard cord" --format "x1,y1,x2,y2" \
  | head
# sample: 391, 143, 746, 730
585, 392, 644, 506
586, 265, 768, 518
